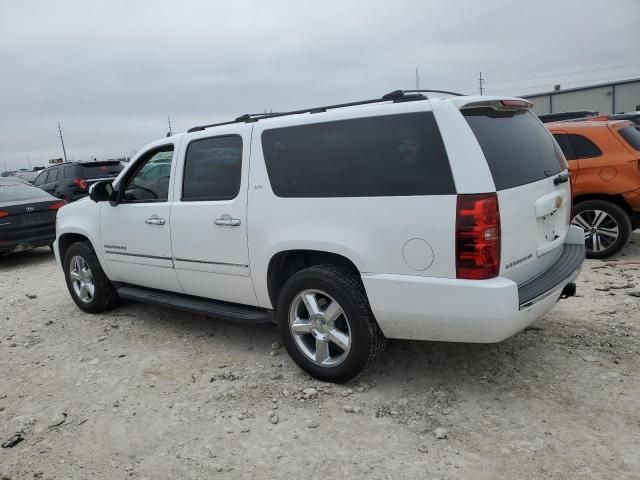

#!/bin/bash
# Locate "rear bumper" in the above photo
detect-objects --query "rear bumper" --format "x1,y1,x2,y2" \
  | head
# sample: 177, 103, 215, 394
362, 226, 585, 343
0, 232, 55, 254
518, 242, 584, 308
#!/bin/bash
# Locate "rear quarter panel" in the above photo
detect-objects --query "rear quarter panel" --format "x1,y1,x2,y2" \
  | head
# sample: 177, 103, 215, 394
247, 103, 460, 309
567, 124, 639, 198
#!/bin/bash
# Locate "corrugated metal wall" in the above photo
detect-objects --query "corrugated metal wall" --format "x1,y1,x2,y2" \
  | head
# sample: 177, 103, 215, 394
615, 82, 640, 112
553, 86, 613, 114
527, 95, 551, 115
524, 80, 640, 115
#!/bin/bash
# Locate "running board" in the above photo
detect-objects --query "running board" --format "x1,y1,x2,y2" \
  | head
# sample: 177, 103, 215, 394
116, 285, 274, 325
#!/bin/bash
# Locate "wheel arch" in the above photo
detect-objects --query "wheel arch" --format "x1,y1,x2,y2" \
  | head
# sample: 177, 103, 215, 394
266, 249, 362, 309
57, 232, 97, 264
573, 193, 634, 217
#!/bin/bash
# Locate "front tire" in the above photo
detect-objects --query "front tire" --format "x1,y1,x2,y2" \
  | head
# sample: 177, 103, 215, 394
572, 200, 632, 259
63, 241, 117, 313
276, 265, 385, 383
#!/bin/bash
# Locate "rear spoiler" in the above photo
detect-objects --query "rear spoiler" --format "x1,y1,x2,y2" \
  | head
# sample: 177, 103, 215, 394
459, 99, 533, 111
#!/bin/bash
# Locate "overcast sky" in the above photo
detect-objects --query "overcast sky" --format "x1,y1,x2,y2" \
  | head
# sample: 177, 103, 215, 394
1, 0, 639, 170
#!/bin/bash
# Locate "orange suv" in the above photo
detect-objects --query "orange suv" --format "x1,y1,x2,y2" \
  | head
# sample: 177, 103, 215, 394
547, 119, 640, 258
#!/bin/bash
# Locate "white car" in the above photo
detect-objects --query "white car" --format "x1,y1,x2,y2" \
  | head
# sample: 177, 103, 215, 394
54, 90, 585, 382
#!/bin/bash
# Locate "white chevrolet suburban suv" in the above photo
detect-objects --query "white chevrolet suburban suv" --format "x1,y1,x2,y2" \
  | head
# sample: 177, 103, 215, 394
54, 90, 585, 382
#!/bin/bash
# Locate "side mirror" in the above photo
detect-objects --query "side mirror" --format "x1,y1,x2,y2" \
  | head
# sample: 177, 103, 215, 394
89, 181, 114, 202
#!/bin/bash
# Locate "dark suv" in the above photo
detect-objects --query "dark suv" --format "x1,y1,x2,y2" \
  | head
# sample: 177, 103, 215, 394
33, 161, 123, 201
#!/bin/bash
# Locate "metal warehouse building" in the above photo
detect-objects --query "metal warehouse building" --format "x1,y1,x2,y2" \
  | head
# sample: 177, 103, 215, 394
523, 78, 640, 115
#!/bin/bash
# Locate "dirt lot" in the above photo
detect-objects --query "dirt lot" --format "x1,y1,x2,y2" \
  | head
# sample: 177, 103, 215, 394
1, 235, 639, 480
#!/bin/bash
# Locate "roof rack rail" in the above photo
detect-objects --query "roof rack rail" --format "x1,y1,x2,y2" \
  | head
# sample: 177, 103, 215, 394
383, 89, 464, 100
187, 88, 463, 133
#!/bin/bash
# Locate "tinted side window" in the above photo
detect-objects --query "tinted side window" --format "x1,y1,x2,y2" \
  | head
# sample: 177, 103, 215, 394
463, 109, 565, 190
47, 168, 59, 183
182, 136, 242, 201
552, 134, 576, 160
569, 134, 602, 159
33, 171, 48, 186
64, 165, 78, 178
261, 112, 454, 197
618, 125, 640, 151
123, 148, 173, 202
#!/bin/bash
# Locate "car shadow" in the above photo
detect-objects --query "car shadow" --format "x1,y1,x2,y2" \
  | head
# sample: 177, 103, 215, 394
111, 296, 546, 393
0, 247, 55, 269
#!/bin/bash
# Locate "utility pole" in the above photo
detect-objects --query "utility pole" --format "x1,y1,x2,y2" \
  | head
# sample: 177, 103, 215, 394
167, 116, 173, 137
415, 67, 420, 90
478, 72, 486, 96
26, 155, 31, 170
57, 123, 68, 162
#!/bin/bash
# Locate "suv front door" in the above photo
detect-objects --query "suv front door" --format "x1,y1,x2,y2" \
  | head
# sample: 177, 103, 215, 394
170, 130, 258, 306
99, 144, 183, 293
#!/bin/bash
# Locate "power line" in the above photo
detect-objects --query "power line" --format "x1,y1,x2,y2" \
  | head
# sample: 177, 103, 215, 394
57, 122, 68, 162
481, 62, 640, 88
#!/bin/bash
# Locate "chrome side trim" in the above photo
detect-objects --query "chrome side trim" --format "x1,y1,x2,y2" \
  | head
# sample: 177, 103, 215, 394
174, 257, 248, 268
105, 250, 173, 261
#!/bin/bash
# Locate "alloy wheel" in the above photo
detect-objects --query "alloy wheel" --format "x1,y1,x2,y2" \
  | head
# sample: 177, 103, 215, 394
288, 289, 351, 367
69, 255, 95, 303
572, 209, 620, 253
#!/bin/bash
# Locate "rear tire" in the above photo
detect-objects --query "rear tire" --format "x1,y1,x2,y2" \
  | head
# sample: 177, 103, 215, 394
276, 265, 385, 383
63, 241, 117, 313
572, 200, 632, 259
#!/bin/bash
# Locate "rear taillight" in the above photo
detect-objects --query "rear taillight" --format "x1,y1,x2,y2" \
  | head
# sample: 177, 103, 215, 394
456, 193, 501, 280
48, 201, 66, 210
72, 178, 89, 190
0, 211, 8, 218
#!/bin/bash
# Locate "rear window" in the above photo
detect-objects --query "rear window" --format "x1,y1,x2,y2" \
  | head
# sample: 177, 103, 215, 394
463, 109, 566, 190
261, 112, 454, 197
0, 184, 46, 202
618, 125, 640, 151
80, 162, 123, 178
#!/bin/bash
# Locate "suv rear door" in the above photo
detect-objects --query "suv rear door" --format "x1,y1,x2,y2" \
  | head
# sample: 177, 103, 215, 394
461, 103, 572, 285
169, 128, 257, 306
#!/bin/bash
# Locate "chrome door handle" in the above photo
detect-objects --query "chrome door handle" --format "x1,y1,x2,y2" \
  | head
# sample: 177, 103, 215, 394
145, 216, 165, 225
214, 214, 241, 227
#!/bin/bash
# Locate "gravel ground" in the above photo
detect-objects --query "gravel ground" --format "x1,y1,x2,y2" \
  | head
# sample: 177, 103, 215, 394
1, 234, 639, 480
